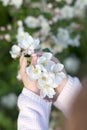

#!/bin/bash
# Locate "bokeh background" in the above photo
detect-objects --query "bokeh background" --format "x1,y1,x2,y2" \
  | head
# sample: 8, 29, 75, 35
0, 0, 87, 130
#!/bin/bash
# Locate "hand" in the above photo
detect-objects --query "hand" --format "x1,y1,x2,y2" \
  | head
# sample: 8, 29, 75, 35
20, 53, 40, 95
36, 53, 68, 98
20, 52, 68, 98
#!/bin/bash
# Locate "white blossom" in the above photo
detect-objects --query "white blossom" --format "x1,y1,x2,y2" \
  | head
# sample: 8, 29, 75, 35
4, 34, 11, 42
74, 6, 85, 18
52, 27, 80, 49
9, 0, 23, 8
0, 0, 9, 6
68, 34, 80, 47
60, 5, 74, 19
51, 63, 66, 84
26, 64, 42, 81
52, 28, 70, 48
42, 52, 53, 60
17, 26, 24, 34
67, 22, 79, 32
16, 32, 33, 49
74, 0, 87, 18
51, 63, 64, 73
40, 84, 56, 98
47, 3, 53, 9
64, 56, 80, 74
10, 45, 21, 59
38, 73, 56, 98
39, 16, 51, 38
57, 28, 70, 47
41, 22, 50, 35
38, 72, 55, 87
16, 31, 40, 54
1, 93, 17, 109
75, 0, 87, 9
24, 16, 40, 28
7, 24, 12, 30
17, 20, 23, 27
0, 0, 23, 8
54, 72, 66, 85
16, 71, 22, 81
37, 52, 54, 71
64, 0, 73, 4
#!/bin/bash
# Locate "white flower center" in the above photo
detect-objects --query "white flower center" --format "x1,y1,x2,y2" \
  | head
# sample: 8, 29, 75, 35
44, 85, 49, 89
33, 68, 39, 74
42, 76, 47, 81
42, 61, 47, 66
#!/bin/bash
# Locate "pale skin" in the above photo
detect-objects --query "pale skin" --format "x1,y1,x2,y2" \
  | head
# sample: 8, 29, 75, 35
20, 52, 68, 98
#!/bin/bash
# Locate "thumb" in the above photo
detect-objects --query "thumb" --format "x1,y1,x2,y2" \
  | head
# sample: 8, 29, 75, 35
20, 54, 27, 71
31, 53, 38, 66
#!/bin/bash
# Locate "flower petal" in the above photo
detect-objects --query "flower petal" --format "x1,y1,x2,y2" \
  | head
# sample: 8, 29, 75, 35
51, 63, 64, 73
34, 39, 40, 49
40, 89, 46, 98
47, 88, 56, 98
43, 52, 52, 60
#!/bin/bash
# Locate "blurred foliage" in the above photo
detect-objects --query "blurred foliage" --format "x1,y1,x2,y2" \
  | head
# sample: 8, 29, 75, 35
0, 0, 87, 130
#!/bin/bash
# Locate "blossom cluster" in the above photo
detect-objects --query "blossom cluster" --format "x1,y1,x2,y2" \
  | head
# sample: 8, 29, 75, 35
10, 30, 66, 98
10, 28, 40, 58
23, 6, 82, 53
0, 0, 23, 8
1, 0, 86, 54
52, 28, 80, 49
26, 52, 66, 98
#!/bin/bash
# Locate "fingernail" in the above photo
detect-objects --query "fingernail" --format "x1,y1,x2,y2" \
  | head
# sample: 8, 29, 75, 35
32, 53, 37, 57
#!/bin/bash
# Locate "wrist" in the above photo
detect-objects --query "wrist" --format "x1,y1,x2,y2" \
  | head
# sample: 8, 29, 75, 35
24, 81, 40, 95
25, 87, 40, 95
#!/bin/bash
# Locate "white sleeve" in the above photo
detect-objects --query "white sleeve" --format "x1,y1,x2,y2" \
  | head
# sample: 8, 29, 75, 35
53, 76, 82, 117
17, 88, 52, 130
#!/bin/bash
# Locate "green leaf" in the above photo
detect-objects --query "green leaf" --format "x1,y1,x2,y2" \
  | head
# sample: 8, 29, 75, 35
42, 48, 52, 53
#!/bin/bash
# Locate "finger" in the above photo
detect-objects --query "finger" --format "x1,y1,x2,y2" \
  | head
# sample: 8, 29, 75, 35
20, 53, 24, 65
20, 55, 27, 71
36, 51, 43, 57
31, 52, 43, 66
31, 54, 38, 66
32, 52, 43, 57
21, 58, 27, 68
20, 51, 27, 65
31, 53, 37, 57
51, 56, 59, 63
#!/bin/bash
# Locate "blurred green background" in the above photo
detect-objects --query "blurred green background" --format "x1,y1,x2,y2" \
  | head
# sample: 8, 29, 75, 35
0, 0, 87, 130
